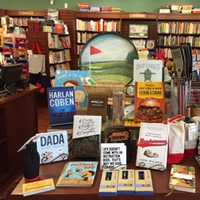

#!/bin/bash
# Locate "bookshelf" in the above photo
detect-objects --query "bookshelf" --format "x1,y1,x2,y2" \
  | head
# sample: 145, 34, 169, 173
27, 18, 72, 83
121, 13, 157, 58
48, 31, 71, 79
157, 14, 200, 60
74, 12, 122, 65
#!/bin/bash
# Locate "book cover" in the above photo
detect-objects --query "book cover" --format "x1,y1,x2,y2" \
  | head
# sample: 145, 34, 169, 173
36, 130, 69, 164
169, 165, 196, 193
133, 59, 163, 83
22, 178, 55, 196
72, 115, 102, 159
56, 161, 98, 187
117, 170, 135, 195
135, 170, 153, 195
136, 122, 169, 171
99, 170, 118, 196
55, 70, 92, 110
135, 82, 165, 123
47, 87, 76, 127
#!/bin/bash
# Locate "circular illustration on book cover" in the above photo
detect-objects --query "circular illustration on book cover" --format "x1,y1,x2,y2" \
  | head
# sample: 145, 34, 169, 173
79, 33, 138, 85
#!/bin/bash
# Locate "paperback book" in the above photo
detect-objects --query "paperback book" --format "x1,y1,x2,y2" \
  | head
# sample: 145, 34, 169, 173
117, 170, 135, 195
135, 170, 153, 195
136, 122, 169, 171
99, 170, 118, 196
47, 87, 76, 127
22, 178, 55, 196
169, 165, 196, 193
56, 161, 98, 187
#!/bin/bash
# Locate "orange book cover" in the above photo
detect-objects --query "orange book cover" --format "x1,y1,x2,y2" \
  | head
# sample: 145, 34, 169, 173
135, 82, 165, 123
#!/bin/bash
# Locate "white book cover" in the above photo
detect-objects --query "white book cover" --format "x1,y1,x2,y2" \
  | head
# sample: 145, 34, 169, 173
136, 123, 169, 171
101, 143, 127, 170
73, 115, 102, 139
36, 130, 69, 164
133, 59, 163, 83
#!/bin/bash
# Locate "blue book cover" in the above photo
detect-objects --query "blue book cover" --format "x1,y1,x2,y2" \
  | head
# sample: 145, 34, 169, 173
47, 87, 76, 127
55, 70, 93, 110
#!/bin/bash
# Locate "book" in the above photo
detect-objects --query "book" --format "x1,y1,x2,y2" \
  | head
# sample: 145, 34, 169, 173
22, 178, 55, 196
36, 130, 69, 164
99, 170, 118, 196
169, 165, 196, 193
117, 169, 135, 195
135, 170, 153, 195
56, 161, 98, 187
47, 87, 76, 127
135, 82, 165, 123
72, 115, 102, 159
55, 70, 92, 110
136, 122, 169, 171
133, 59, 163, 83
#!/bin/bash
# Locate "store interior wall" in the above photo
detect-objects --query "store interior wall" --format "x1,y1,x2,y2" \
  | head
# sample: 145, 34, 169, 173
0, 0, 200, 12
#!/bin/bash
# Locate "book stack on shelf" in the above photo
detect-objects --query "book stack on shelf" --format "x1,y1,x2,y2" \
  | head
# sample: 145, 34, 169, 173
157, 21, 200, 59
76, 18, 121, 55
44, 21, 72, 78
128, 24, 155, 58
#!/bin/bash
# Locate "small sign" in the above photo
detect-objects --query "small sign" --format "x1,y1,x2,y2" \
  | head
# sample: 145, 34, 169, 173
101, 143, 127, 170
37, 130, 69, 164
73, 115, 102, 139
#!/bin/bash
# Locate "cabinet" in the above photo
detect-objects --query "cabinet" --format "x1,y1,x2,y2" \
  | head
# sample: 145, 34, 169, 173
0, 86, 38, 184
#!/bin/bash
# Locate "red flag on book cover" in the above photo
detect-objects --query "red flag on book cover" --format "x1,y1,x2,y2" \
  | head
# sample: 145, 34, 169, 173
90, 46, 101, 55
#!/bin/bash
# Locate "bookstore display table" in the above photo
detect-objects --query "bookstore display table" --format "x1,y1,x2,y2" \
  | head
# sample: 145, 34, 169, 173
0, 85, 38, 184
9, 157, 200, 200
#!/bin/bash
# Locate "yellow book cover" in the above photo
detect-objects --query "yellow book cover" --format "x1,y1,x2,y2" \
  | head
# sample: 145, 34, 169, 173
135, 82, 165, 123
99, 170, 118, 196
22, 178, 55, 196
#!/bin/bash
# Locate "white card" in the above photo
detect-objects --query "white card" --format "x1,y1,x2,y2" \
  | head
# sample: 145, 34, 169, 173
73, 115, 102, 139
101, 143, 127, 170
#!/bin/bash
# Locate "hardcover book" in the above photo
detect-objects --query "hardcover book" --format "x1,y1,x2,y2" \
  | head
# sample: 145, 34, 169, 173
36, 130, 69, 164
133, 59, 163, 83
136, 122, 169, 171
72, 115, 102, 159
99, 170, 118, 196
47, 87, 76, 127
117, 169, 135, 195
135, 82, 165, 123
55, 70, 92, 110
56, 161, 98, 187
22, 178, 55, 196
169, 165, 196, 193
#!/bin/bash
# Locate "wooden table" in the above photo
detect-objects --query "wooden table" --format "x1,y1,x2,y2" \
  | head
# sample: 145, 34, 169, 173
9, 157, 200, 200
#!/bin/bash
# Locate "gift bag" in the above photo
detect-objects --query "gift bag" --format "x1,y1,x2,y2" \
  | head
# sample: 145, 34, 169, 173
168, 121, 185, 164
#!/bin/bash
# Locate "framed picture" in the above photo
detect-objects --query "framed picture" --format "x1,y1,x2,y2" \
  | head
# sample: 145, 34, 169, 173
129, 24, 148, 39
